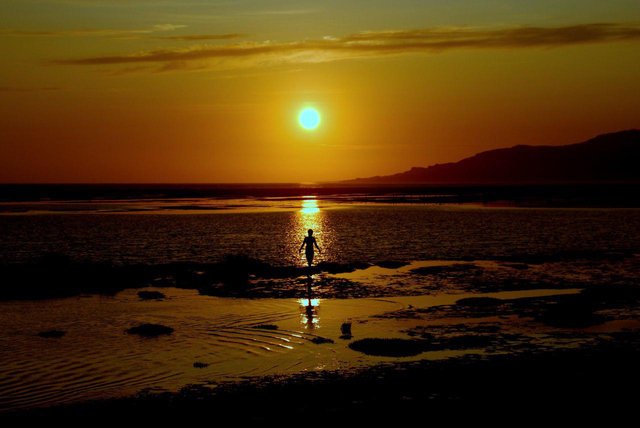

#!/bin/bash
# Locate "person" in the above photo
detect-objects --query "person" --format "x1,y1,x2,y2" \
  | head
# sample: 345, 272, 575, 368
299, 229, 321, 267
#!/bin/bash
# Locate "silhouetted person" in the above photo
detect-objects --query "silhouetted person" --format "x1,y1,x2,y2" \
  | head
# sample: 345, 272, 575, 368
299, 229, 321, 267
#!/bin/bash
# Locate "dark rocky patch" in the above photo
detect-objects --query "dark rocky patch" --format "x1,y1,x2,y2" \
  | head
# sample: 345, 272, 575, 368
581, 285, 640, 307
377, 292, 585, 323
193, 362, 209, 369
438, 334, 496, 350
0, 253, 147, 300
201, 275, 362, 299
37, 329, 65, 338
311, 336, 334, 344
350, 333, 510, 357
0, 253, 372, 300
410, 263, 479, 276
137, 290, 166, 300
405, 323, 503, 338
349, 338, 426, 357
316, 261, 369, 274
538, 297, 607, 328
3, 251, 640, 301
126, 323, 174, 337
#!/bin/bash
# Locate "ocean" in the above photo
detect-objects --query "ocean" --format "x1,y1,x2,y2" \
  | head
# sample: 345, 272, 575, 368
1, 186, 640, 266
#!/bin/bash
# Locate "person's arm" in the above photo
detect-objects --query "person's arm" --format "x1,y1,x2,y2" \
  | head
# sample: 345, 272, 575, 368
314, 238, 321, 253
299, 238, 306, 252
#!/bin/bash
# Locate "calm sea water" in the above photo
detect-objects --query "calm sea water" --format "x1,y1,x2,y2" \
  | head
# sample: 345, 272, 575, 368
1, 198, 640, 266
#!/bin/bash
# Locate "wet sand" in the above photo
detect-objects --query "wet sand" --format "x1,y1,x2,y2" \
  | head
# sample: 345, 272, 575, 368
0, 286, 579, 410
66, 340, 640, 421
10, 329, 640, 422
2, 268, 639, 418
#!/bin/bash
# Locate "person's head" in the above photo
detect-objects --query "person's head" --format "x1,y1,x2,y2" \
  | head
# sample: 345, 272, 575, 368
307, 229, 313, 236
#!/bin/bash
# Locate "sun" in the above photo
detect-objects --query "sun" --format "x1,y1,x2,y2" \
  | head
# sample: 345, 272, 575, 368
298, 107, 321, 131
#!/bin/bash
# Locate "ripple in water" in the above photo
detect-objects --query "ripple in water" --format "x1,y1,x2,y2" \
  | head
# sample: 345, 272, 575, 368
0, 288, 408, 411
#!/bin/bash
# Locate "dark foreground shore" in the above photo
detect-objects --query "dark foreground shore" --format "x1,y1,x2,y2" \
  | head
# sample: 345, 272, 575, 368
8, 332, 640, 422
2, 249, 639, 300
4, 276, 640, 422
2, 242, 639, 420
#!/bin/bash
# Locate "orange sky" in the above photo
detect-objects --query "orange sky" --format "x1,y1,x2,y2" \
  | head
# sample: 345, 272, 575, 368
1, 1, 639, 183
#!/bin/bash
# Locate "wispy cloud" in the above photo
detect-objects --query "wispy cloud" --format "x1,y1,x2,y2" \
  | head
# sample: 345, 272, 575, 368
155, 33, 244, 41
51, 23, 640, 72
0, 23, 185, 38
243, 9, 317, 16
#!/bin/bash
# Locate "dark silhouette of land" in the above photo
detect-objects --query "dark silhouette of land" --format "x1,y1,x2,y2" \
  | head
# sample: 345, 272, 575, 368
2, 128, 640, 207
342, 130, 640, 184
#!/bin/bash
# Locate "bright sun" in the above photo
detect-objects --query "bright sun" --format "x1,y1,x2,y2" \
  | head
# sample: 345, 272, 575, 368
298, 107, 321, 131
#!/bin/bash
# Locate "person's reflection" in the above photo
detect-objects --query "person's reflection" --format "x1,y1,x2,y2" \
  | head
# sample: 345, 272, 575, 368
301, 275, 319, 329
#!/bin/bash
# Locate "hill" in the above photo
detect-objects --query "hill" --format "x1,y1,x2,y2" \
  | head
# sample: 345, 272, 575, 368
342, 130, 640, 184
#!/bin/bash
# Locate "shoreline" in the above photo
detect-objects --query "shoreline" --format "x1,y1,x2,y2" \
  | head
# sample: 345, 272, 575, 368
2, 279, 639, 414
2, 183, 640, 208
1, 251, 638, 300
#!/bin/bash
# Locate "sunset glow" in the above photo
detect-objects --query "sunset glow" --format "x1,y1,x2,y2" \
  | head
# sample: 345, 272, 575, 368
1, 1, 640, 418
0, 1, 639, 184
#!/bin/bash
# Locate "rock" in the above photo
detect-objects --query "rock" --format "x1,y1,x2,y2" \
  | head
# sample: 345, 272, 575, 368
539, 299, 606, 328
137, 290, 166, 300
581, 285, 640, 306
37, 329, 65, 338
126, 323, 174, 337
193, 362, 209, 368
503, 263, 530, 270
311, 336, 334, 344
410, 263, 478, 275
340, 321, 352, 339
349, 338, 425, 357
443, 334, 496, 350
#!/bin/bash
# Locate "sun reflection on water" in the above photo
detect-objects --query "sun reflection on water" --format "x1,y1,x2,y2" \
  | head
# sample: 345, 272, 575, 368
291, 196, 332, 266
300, 197, 320, 215
298, 296, 320, 329
291, 197, 328, 329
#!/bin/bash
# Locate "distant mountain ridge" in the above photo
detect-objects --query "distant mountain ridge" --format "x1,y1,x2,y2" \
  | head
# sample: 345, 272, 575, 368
342, 130, 640, 184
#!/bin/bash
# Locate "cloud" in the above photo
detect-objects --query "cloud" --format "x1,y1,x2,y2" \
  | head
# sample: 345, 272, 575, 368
243, 9, 317, 16
155, 33, 244, 41
341, 24, 640, 47
0, 24, 186, 38
51, 23, 640, 72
